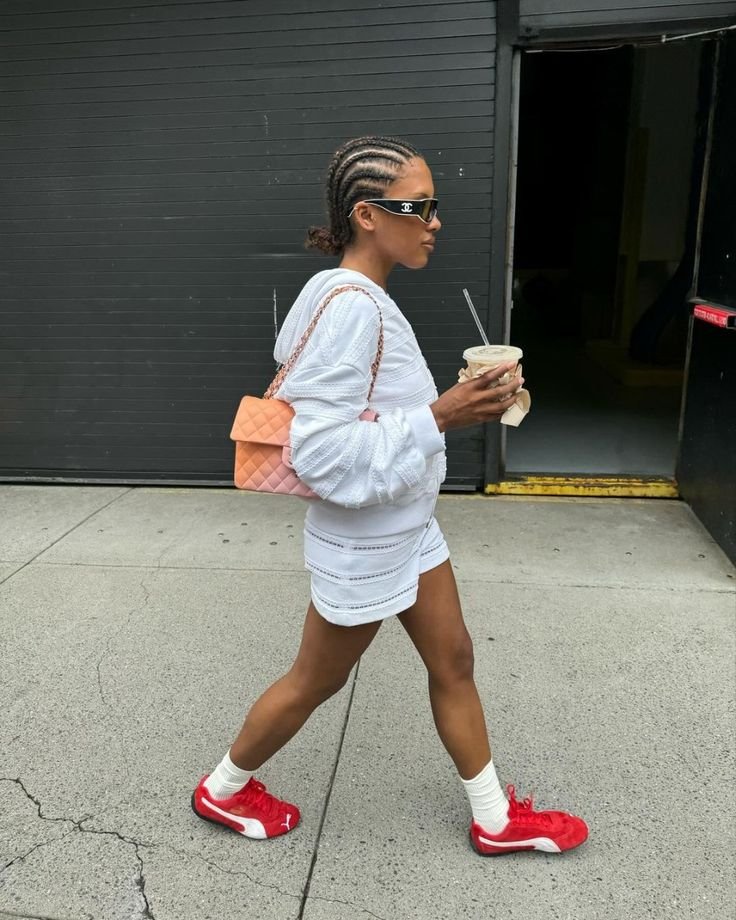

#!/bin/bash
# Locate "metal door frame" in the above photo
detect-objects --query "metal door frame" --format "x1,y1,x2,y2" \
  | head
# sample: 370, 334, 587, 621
485, 8, 731, 496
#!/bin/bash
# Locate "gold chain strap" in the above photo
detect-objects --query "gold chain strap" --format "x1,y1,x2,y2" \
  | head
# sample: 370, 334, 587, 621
264, 284, 385, 401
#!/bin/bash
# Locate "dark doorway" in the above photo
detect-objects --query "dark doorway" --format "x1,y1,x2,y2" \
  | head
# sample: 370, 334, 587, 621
507, 41, 704, 477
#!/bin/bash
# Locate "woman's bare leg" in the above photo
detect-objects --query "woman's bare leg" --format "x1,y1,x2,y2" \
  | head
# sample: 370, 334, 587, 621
229, 603, 381, 770
397, 560, 491, 779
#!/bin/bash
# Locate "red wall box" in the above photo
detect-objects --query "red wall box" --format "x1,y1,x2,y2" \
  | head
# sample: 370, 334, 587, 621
692, 304, 736, 329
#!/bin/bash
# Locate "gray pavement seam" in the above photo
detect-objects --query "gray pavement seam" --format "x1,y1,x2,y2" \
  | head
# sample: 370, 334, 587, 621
297, 661, 362, 920
154, 845, 392, 920
0, 488, 134, 589
32, 562, 309, 574
454, 576, 736, 593
18, 561, 736, 593
0, 910, 90, 920
145, 842, 391, 920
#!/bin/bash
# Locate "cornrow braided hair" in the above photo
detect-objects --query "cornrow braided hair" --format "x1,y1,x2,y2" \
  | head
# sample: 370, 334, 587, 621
305, 135, 421, 256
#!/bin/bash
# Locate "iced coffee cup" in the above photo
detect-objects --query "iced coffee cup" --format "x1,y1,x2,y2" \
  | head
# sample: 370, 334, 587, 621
462, 344, 523, 377
458, 344, 531, 427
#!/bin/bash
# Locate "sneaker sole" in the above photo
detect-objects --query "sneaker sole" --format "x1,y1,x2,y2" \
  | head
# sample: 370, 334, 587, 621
470, 829, 539, 856
191, 792, 299, 840
469, 828, 580, 856
191, 792, 264, 839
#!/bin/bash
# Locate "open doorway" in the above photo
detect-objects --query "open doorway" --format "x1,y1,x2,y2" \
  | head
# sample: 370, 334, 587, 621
506, 41, 707, 477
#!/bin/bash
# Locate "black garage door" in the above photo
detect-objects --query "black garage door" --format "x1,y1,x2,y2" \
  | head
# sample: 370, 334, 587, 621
0, 0, 496, 485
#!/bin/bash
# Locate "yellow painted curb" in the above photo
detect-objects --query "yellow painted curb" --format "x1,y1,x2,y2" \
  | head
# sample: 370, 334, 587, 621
485, 476, 679, 498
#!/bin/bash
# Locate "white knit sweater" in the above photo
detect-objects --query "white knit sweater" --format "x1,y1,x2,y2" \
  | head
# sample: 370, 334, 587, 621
274, 268, 447, 538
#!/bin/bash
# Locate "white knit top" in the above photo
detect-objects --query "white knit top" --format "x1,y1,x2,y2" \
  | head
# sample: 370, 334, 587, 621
274, 268, 447, 538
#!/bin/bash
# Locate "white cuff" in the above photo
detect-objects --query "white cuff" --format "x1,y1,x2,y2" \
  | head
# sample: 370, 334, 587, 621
405, 404, 445, 459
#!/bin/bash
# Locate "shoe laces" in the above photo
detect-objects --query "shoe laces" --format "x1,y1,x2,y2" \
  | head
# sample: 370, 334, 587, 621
241, 778, 282, 820
506, 784, 553, 826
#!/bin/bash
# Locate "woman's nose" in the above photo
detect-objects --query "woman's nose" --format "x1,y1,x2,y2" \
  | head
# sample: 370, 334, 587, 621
429, 214, 441, 232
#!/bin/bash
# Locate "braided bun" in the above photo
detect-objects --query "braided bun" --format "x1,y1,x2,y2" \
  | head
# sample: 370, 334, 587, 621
304, 225, 342, 256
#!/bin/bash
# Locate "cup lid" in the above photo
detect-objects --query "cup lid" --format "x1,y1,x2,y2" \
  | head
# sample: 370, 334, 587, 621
463, 344, 523, 363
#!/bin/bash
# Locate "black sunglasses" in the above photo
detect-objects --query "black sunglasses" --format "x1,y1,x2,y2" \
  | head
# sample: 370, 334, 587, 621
348, 198, 439, 224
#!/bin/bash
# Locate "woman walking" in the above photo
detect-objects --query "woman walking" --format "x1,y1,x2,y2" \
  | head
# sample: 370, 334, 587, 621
192, 136, 588, 856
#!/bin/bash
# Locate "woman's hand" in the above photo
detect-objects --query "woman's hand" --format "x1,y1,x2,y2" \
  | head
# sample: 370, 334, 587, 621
430, 362, 524, 433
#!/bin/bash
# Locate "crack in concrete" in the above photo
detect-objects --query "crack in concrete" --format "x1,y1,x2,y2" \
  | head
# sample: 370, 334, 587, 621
151, 842, 300, 902
163, 841, 392, 920
154, 842, 391, 920
1, 780, 153, 920
91, 574, 155, 787
132, 845, 154, 920
74, 824, 154, 920
94, 657, 107, 706
1, 776, 289, 919
0, 778, 80, 827
139, 577, 152, 610
1, 826, 77, 874
154, 535, 180, 569
94, 573, 154, 710
93, 618, 120, 708
304, 895, 389, 920
0, 778, 382, 920
0, 780, 84, 892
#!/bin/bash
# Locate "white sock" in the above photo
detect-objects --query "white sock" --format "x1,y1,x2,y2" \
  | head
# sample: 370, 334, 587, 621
461, 759, 510, 834
204, 750, 252, 800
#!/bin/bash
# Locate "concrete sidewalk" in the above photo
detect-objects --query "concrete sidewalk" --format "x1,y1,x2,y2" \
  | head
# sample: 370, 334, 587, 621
0, 485, 734, 920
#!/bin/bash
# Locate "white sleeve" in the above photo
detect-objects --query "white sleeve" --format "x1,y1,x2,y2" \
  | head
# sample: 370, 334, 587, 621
276, 292, 444, 509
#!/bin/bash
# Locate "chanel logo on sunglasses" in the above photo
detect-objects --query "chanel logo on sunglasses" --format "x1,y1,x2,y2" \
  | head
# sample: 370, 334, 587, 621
347, 198, 438, 223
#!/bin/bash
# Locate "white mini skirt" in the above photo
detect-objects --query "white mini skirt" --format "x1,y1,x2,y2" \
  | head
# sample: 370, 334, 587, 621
303, 517, 450, 627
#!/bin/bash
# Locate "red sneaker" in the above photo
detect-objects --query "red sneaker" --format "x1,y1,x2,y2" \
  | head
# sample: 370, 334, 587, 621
470, 785, 588, 856
192, 776, 300, 839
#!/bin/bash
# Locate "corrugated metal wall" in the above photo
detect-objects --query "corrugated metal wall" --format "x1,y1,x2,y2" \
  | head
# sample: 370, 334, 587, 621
0, 0, 496, 484
520, 0, 736, 35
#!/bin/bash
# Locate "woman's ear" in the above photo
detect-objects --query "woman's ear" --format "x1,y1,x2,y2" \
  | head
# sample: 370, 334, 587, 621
350, 202, 375, 234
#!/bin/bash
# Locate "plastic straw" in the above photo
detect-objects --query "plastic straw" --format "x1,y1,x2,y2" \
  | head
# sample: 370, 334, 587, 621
462, 288, 490, 346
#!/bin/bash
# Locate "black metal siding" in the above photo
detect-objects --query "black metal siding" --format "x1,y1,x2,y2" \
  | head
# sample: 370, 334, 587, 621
0, 0, 496, 484
520, 0, 736, 36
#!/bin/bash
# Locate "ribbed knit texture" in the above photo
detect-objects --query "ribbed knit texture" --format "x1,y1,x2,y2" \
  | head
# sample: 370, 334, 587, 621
275, 269, 446, 536
461, 760, 510, 834
204, 751, 252, 800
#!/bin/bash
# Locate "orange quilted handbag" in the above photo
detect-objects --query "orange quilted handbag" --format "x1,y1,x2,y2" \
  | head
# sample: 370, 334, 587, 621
230, 284, 383, 496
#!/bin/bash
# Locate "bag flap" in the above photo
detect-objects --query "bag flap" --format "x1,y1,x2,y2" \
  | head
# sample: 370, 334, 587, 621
230, 395, 294, 445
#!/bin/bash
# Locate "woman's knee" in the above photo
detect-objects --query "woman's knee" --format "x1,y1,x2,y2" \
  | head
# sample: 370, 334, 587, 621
429, 630, 475, 686
287, 664, 351, 707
